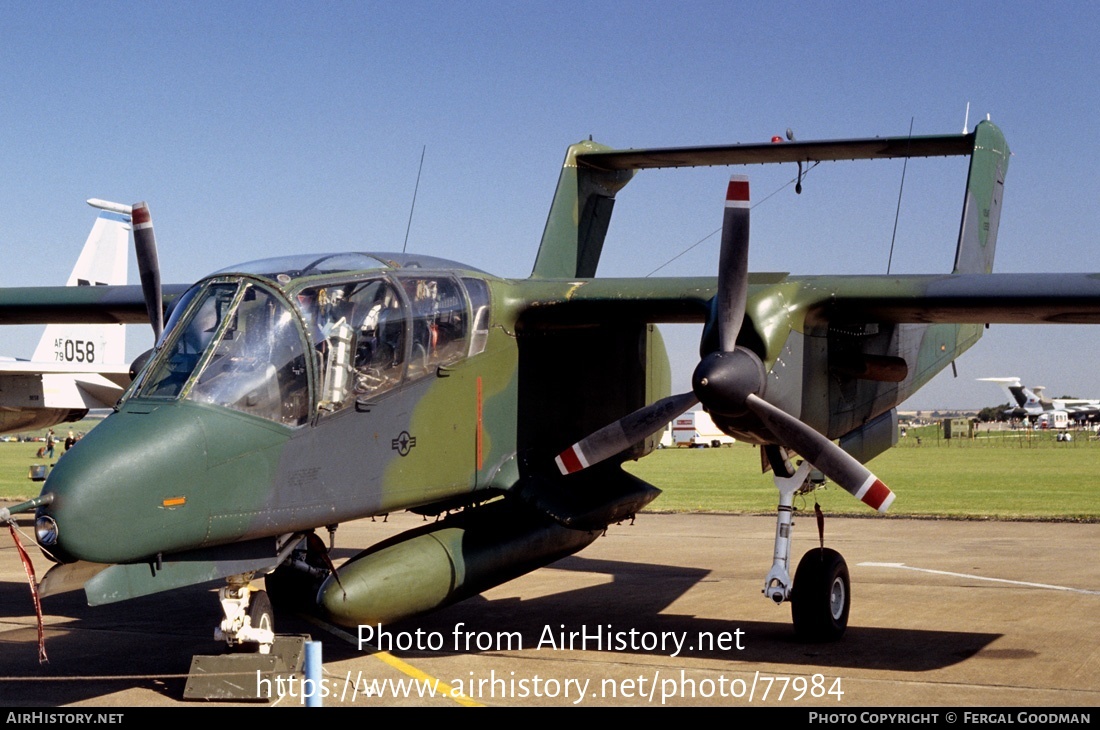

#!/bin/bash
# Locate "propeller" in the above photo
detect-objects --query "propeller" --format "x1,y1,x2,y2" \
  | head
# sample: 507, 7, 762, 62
554, 174, 895, 513
555, 392, 698, 475
130, 202, 164, 342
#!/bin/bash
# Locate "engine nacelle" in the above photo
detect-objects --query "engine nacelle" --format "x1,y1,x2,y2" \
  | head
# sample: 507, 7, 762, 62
838, 408, 899, 465
318, 499, 600, 627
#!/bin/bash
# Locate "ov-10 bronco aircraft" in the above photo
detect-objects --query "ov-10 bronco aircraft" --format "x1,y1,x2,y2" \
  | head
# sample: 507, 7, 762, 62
5, 120, 1100, 659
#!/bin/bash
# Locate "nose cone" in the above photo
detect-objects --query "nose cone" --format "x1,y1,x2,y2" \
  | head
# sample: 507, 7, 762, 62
692, 348, 765, 417
39, 405, 209, 564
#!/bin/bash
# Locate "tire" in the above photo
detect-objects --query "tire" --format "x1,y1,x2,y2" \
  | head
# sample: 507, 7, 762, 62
791, 548, 850, 642
248, 589, 274, 637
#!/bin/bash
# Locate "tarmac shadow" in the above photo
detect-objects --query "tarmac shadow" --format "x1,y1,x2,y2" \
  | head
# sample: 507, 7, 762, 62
315, 554, 1000, 672
0, 578, 221, 706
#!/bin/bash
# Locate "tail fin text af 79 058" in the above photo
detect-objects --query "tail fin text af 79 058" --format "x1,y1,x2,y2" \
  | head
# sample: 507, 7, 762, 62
0, 200, 133, 433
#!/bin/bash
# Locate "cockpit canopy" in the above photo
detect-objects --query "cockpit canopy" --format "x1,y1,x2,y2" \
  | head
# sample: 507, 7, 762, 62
137, 281, 311, 424
129, 258, 491, 427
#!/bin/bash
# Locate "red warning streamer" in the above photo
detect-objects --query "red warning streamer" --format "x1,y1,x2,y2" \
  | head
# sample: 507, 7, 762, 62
9, 523, 48, 663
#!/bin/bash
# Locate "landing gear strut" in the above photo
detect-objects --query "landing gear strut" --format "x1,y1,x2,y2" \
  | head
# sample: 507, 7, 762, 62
761, 448, 851, 641
214, 573, 275, 654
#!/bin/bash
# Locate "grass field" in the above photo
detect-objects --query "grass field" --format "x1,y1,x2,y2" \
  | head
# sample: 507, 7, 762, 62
3, 418, 1097, 521
0, 418, 104, 502
624, 439, 1100, 520
628, 422, 1100, 520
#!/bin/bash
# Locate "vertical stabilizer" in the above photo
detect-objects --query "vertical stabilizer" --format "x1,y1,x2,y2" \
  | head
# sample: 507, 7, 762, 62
978, 377, 1026, 406
953, 120, 1010, 274
31, 201, 131, 365
531, 141, 633, 279
978, 377, 1050, 414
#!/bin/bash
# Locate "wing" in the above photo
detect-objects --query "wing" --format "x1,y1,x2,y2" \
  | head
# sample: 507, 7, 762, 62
811, 273, 1100, 325
0, 284, 190, 325
515, 271, 1100, 327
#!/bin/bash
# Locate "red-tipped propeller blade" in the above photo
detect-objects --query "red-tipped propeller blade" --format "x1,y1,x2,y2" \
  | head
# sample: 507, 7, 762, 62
555, 392, 698, 475
131, 202, 163, 342
717, 175, 750, 352
745, 394, 895, 512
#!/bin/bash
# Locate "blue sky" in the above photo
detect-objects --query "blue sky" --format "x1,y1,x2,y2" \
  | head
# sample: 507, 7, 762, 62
1, 2, 1098, 410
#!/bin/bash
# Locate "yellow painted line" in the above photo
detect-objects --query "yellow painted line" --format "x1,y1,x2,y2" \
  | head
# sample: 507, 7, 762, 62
302, 615, 483, 707
372, 650, 482, 707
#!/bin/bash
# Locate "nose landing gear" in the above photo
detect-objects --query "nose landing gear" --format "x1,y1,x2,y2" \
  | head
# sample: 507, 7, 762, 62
215, 574, 275, 654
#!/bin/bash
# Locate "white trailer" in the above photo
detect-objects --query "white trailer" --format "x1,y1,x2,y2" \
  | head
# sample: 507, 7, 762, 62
671, 411, 736, 448
1036, 411, 1069, 430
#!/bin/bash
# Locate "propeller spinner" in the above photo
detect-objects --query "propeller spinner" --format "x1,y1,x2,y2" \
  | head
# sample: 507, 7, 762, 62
554, 174, 894, 513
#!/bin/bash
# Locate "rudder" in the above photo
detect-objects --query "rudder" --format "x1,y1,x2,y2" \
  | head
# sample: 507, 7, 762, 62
953, 120, 1010, 274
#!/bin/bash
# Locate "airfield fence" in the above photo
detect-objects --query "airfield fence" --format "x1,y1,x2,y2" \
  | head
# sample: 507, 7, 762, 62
897, 424, 1100, 449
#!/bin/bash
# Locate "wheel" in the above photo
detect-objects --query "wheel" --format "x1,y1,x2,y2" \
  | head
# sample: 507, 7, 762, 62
248, 589, 274, 639
249, 589, 273, 631
791, 547, 850, 642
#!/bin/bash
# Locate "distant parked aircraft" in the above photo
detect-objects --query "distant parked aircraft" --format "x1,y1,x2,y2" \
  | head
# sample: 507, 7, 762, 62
978, 377, 1100, 424
0, 199, 132, 433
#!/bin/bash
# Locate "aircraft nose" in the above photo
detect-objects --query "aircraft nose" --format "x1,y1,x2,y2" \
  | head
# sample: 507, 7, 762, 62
38, 407, 209, 565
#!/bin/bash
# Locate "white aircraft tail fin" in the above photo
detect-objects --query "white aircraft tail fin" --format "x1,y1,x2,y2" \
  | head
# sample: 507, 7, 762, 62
31, 200, 131, 366
978, 377, 1024, 406
979, 377, 1054, 416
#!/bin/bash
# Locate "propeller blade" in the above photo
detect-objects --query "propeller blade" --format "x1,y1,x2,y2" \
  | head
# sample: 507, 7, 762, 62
131, 202, 164, 341
745, 394, 895, 512
555, 392, 699, 475
716, 175, 750, 352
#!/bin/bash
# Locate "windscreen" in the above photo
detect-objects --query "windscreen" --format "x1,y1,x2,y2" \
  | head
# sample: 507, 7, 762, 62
137, 281, 311, 425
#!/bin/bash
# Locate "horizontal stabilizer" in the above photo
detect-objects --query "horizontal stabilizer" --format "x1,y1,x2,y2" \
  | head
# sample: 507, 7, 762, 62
577, 132, 975, 172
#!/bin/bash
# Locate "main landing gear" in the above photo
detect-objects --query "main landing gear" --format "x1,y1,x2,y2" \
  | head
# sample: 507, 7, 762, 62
762, 448, 852, 642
